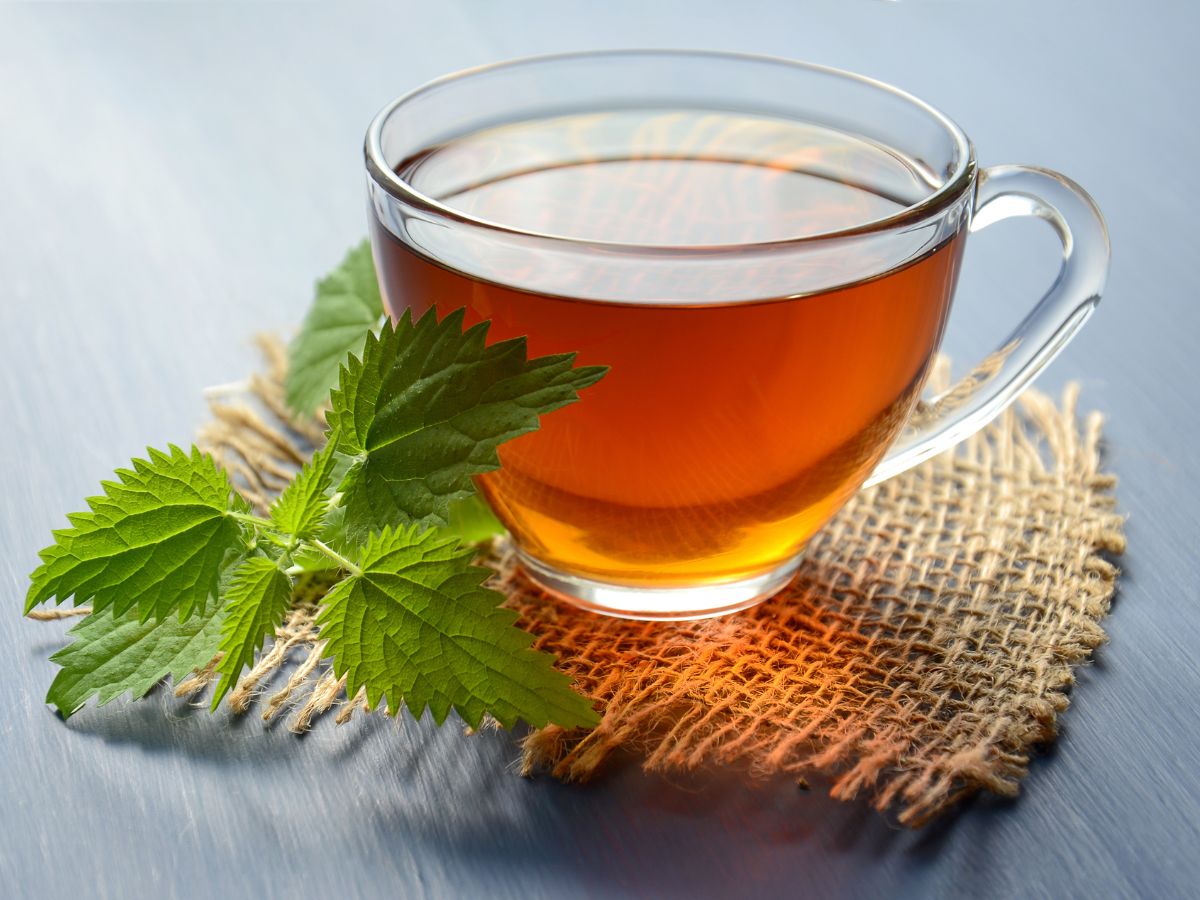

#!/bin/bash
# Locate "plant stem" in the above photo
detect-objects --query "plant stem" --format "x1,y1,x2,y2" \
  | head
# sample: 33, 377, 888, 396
309, 539, 360, 576
259, 531, 292, 550
230, 510, 273, 528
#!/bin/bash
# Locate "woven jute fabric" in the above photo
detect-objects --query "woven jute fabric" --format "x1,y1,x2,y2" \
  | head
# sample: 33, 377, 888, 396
173, 337, 1124, 826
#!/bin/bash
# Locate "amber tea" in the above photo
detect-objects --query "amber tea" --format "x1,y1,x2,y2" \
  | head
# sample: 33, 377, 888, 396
370, 110, 966, 589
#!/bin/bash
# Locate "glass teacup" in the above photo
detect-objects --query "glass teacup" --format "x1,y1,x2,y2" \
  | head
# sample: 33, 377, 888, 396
364, 51, 1108, 620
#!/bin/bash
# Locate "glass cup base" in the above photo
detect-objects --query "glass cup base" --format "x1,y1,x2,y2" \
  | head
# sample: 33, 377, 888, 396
513, 548, 807, 621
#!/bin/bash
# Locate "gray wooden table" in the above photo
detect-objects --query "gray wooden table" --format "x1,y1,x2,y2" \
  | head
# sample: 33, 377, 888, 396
2, 2, 1197, 898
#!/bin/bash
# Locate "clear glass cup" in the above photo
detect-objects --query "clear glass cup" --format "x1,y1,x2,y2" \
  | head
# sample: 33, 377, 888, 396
364, 50, 1109, 620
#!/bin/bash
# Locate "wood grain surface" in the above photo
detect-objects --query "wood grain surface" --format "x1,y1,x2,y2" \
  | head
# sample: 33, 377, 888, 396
1, 2, 1197, 898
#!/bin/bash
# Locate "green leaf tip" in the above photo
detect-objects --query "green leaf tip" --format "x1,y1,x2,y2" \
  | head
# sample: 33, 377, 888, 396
25, 443, 252, 622
268, 441, 338, 541
285, 239, 385, 415
443, 493, 506, 546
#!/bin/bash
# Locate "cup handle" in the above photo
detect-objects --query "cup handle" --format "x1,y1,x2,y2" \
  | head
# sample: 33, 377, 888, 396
864, 165, 1111, 487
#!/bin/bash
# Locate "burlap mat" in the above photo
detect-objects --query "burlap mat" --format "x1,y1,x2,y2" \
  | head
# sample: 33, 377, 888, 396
155, 337, 1122, 826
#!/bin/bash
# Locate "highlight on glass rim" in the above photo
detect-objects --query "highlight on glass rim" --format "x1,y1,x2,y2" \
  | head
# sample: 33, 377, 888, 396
19, 4, 1200, 899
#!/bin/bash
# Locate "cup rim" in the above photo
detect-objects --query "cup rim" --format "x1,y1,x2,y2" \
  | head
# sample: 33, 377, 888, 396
364, 49, 977, 254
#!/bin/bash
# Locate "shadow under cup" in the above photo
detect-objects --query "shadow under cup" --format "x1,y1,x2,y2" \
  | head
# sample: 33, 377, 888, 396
363, 52, 1046, 620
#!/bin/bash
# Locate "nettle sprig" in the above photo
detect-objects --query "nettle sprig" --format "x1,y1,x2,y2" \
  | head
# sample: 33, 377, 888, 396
25, 242, 605, 731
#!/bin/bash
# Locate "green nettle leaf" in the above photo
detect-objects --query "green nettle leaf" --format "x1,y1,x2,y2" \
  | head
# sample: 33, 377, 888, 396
443, 493, 506, 546
268, 441, 337, 541
210, 556, 294, 710
317, 526, 598, 730
46, 605, 225, 719
27, 244, 605, 734
25, 445, 250, 622
285, 240, 385, 414
329, 308, 607, 543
